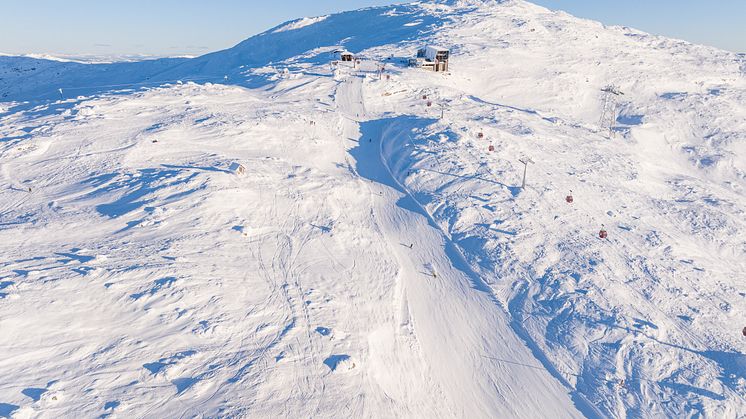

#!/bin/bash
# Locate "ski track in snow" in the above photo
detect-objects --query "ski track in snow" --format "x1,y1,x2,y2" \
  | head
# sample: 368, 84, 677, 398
1, 0, 746, 418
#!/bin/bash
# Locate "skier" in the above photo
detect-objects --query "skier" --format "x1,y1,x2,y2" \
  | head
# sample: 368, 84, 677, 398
409, 243, 413, 249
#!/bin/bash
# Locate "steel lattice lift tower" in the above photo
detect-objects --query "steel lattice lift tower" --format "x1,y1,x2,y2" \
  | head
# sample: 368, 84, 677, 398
599, 85, 624, 137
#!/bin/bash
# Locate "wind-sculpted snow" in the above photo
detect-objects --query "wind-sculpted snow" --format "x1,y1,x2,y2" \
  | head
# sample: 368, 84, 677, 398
0, 55, 190, 103
356, 2, 746, 414
1, 0, 745, 417
272, 16, 330, 34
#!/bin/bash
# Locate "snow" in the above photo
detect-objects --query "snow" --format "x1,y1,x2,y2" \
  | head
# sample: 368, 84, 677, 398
1, 0, 745, 417
273, 16, 329, 33
0, 53, 192, 64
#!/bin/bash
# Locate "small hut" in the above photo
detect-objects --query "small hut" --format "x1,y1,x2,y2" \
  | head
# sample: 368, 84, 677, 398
229, 162, 246, 176
333, 49, 354, 62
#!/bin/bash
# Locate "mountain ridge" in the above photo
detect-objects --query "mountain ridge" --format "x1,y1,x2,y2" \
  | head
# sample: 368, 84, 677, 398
2, 0, 741, 104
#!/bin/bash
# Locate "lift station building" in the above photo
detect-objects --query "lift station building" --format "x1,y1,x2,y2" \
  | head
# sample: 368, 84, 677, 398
410, 46, 450, 72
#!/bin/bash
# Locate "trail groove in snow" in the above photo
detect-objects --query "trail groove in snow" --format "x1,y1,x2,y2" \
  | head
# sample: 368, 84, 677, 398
338, 69, 583, 417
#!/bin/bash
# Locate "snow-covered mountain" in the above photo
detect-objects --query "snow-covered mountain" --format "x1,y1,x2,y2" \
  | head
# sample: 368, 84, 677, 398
1, 0, 745, 417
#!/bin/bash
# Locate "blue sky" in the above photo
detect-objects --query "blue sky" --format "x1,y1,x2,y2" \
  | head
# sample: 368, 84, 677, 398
1, 0, 744, 57
532, 0, 746, 53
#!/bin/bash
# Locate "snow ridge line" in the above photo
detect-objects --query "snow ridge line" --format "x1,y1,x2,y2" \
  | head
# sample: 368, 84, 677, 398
375, 119, 605, 419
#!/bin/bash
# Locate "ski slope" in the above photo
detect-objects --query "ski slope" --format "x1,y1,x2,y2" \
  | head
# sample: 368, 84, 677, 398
1, 0, 745, 417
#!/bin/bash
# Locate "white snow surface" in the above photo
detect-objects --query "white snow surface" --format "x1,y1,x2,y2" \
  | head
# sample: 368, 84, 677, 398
272, 16, 330, 33
1, 0, 745, 418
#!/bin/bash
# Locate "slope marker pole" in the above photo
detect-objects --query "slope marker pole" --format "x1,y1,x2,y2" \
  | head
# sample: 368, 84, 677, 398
519, 157, 534, 189
438, 103, 446, 119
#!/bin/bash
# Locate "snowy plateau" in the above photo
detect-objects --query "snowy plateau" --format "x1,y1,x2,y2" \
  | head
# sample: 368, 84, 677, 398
1, 0, 745, 418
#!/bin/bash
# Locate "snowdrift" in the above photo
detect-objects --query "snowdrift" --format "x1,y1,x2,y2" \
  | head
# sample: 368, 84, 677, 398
1, 0, 745, 417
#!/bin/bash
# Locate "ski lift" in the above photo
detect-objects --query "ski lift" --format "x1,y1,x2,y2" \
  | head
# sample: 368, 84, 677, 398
566, 190, 574, 204
488, 144, 495, 152
477, 132, 484, 139
599, 225, 608, 239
